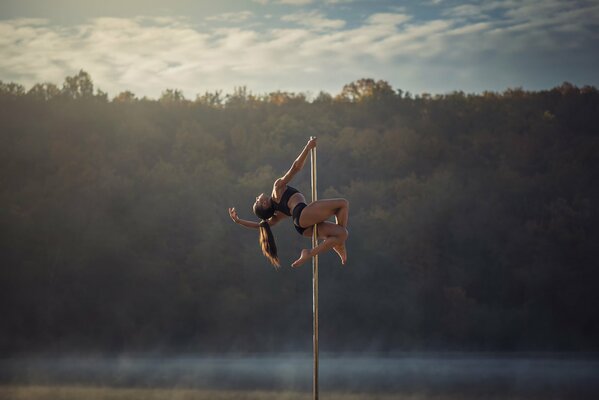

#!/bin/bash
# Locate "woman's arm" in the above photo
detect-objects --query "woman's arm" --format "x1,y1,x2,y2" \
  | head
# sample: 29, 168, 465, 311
266, 212, 287, 227
228, 207, 286, 229
279, 137, 317, 185
229, 207, 260, 229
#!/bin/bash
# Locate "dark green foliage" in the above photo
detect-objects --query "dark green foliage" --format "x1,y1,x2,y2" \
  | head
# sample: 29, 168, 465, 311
1, 72, 598, 354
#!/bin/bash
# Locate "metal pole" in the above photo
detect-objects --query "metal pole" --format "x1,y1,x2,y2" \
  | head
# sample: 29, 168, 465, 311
310, 136, 319, 400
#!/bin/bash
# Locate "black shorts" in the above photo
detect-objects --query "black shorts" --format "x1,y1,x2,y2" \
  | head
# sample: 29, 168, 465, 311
292, 202, 308, 235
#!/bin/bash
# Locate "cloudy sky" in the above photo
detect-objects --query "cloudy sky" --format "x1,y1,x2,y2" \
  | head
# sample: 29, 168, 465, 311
1, 0, 598, 98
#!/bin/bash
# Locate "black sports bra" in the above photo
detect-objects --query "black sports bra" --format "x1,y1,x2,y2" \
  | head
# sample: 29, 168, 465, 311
272, 186, 300, 216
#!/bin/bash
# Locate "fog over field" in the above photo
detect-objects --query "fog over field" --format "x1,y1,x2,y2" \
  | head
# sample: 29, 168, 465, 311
2, 353, 598, 398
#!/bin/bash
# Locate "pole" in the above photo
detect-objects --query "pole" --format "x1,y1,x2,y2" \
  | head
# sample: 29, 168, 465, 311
310, 136, 319, 400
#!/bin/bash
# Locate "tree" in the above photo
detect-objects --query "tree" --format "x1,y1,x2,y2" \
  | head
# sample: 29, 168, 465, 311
62, 69, 94, 99
113, 91, 137, 103
337, 78, 395, 102
27, 83, 61, 101
160, 88, 186, 103
0, 81, 26, 96
195, 90, 223, 107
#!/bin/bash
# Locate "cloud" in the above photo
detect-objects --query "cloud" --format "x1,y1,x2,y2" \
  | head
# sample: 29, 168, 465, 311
281, 11, 346, 30
206, 11, 254, 23
1, 1, 598, 97
279, 0, 314, 4
255, 0, 353, 3
443, 5, 489, 19
366, 13, 412, 26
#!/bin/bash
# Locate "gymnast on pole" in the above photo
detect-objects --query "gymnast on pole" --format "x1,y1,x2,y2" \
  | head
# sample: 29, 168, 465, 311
228, 137, 349, 268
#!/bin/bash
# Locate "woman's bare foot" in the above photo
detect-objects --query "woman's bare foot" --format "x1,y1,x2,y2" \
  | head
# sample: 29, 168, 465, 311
333, 243, 347, 265
291, 249, 312, 268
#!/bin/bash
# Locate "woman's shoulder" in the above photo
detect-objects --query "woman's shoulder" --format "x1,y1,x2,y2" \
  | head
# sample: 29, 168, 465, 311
272, 179, 286, 201
276, 178, 292, 189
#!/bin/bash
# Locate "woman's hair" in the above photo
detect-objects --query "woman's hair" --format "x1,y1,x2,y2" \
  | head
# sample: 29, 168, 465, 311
253, 201, 275, 220
258, 220, 280, 268
253, 201, 279, 268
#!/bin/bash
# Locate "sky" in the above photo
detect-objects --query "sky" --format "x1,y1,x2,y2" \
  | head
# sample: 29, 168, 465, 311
1, 0, 598, 99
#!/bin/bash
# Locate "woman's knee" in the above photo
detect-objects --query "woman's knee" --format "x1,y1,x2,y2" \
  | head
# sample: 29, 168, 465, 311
339, 227, 348, 241
332, 229, 348, 244
334, 198, 348, 211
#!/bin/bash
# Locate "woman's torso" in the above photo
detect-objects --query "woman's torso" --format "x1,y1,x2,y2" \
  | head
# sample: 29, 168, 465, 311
271, 185, 306, 216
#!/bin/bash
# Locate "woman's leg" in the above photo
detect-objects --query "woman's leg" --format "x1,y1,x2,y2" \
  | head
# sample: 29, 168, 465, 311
299, 198, 349, 228
292, 221, 348, 268
299, 199, 349, 265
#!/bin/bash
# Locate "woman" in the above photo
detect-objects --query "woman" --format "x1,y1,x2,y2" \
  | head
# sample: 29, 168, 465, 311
228, 137, 349, 268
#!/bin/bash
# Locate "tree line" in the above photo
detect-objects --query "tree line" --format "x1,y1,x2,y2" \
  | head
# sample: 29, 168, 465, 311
1, 71, 598, 355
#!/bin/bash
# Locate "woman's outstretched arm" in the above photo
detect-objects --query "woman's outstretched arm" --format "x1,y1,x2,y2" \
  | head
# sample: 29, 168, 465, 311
229, 207, 260, 229
279, 137, 317, 185
228, 207, 286, 229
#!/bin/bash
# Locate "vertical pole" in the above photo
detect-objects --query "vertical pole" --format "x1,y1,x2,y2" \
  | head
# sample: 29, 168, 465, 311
310, 136, 319, 400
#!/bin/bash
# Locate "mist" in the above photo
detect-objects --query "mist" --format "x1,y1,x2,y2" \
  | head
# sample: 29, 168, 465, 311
2, 353, 598, 397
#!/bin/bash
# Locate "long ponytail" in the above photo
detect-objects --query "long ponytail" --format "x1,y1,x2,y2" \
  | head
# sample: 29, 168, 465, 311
258, 220, 280, 268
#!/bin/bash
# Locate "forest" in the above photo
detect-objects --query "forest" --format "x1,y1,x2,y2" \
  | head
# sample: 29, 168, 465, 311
1, 71, 598, 355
